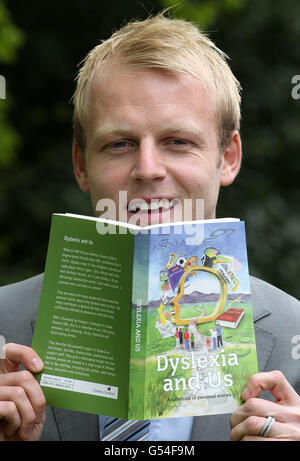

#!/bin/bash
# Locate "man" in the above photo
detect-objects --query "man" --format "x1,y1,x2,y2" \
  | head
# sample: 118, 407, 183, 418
0, 13, 300, 441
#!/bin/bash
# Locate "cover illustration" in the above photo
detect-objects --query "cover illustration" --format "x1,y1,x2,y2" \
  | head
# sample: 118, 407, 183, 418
32, 215, 257, 420
129, 221, 257, 419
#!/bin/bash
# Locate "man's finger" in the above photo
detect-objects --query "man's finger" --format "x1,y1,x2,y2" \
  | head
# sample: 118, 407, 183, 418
240, 435, 291, 441
0, 370, 46, 417
0, 400, 22, 437
0, 386, 36, 437
242, 371, 299, 405
1, 343, 43, 374
230, 397, 296, 428
230, 415, 296, 441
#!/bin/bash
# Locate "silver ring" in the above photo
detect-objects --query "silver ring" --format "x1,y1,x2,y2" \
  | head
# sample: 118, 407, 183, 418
258, 416, 276, 437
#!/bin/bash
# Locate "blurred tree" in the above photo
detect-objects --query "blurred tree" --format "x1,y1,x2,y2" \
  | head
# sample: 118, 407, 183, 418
0, 0, 161, 285
162, 0, 247, 29
0, 0, 24, 283
161, 0, 300, 298
1, 0, 300, 300
0, 0, 24, 167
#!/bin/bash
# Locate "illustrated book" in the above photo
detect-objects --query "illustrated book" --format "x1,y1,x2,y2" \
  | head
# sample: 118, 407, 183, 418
215, 308, 245, 329
32, 213, 258, 419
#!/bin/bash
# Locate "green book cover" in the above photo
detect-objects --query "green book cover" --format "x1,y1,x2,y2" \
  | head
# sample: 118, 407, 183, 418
32, 214, 258, 419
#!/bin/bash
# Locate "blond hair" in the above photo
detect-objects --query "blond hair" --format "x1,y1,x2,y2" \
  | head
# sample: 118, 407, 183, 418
72, 12, 241, 151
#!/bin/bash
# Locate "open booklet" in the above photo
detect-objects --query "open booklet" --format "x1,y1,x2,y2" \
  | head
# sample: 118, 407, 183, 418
32, 213, 258, 419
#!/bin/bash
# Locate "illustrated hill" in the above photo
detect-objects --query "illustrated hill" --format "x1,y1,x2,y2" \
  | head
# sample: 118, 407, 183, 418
142, 292, 251, 309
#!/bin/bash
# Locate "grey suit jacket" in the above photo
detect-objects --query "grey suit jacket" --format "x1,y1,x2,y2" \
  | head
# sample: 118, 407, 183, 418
0, 274, 299, 441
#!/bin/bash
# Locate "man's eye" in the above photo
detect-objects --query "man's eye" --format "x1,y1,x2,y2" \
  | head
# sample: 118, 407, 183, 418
170, 139, 187, 145
110, 141, 128, 148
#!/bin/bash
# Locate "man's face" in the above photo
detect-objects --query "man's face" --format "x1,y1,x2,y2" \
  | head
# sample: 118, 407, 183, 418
73, 62, 240, 224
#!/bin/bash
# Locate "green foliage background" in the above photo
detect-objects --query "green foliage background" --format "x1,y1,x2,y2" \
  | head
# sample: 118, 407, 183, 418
1, 0, 300, 300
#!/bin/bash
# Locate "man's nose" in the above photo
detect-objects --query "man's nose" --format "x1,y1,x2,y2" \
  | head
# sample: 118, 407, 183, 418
130, 138, 167, 183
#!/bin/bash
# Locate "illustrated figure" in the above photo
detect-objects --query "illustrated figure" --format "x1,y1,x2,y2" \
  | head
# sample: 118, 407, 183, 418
191, 333, 195, 350
216, 324, 224, 351
179, 328, 183, 349
210, 328, 217, 351
184, 329, 190, 350
175, 327, 180, 348
206, 336, 211, 351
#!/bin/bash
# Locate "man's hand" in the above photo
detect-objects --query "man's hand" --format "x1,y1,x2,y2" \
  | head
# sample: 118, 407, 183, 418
0, 343, 46, 441
230, 371, 300, 441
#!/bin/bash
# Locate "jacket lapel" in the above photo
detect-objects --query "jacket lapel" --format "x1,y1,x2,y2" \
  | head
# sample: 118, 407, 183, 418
52, 407, 99, 441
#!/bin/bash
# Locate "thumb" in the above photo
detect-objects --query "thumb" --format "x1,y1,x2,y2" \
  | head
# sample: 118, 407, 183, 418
0, 343, 44, 374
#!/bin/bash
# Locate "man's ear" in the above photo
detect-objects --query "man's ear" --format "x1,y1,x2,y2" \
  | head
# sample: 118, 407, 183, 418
72, 142, 90, 193
220, 130, 242, 187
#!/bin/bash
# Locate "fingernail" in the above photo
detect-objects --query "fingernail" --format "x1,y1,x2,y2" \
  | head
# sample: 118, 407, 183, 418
31, 357, 43, 370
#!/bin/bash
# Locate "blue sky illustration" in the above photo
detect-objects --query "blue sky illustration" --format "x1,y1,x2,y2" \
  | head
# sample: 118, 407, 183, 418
133, 221, 251, 302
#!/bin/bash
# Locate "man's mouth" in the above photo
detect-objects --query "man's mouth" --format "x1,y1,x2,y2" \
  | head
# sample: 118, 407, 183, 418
127, 198, 180, 213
